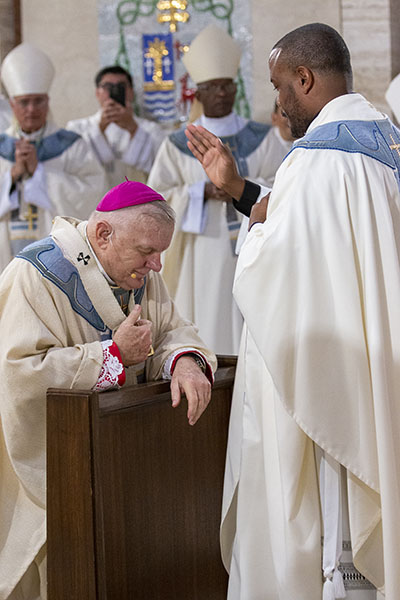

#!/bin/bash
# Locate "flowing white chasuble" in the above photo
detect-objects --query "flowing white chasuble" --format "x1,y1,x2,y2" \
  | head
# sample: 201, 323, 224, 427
0, 216, 216, 599
222, 94, 400, 599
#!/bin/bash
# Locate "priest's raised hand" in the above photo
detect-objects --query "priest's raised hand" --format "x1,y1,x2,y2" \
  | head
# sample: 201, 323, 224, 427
185, 123, 245, 200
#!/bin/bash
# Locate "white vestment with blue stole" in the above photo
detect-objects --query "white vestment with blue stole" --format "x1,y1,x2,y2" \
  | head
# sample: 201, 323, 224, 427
223, 93, 400, 599
0, 120, 106, 272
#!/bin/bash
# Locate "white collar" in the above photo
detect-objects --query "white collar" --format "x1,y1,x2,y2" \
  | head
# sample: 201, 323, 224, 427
17, 123, 48, 141
307, 93, 385, 135
197, 112, 246, 136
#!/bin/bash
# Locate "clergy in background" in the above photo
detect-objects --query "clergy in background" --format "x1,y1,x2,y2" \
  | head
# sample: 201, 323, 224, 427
0, 180, 216, 599
148, 24, 289, 355
66, 65, 165, 189
0, 43, 106, 272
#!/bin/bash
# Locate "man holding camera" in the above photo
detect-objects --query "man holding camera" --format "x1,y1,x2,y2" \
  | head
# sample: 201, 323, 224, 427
67, 65, 164, 188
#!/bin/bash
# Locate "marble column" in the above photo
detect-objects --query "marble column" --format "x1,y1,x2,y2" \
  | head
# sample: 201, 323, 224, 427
0, 0, 18, 92
341, 0, 396, 112
251, 0, 341, 122
390, 0, 400, 79
21, 0, 100, 126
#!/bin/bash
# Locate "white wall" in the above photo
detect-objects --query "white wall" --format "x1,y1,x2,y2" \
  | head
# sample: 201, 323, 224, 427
21, 0, 100, 126
20, 0, 396, 125
251, 0, 341, 122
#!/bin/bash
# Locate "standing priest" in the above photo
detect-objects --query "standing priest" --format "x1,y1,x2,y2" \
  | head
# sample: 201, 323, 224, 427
186, 22, 400, 600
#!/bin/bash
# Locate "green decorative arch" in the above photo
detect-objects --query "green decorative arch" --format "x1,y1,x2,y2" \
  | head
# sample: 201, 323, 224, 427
115, 0, 251, 117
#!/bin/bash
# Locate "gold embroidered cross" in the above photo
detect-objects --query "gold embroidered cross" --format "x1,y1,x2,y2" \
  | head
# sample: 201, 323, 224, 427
22, 204, 38, 231
389, 134, 400, 157
145, 38, 169, 86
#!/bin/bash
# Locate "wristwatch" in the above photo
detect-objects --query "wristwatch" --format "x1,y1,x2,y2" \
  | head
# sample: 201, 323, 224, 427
186, 353, 207, 373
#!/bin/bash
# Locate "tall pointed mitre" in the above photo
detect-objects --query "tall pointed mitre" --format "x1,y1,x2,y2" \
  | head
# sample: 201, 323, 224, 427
385, 73, 400, 123
1, 43, 55, 97
182, 24, 242, 84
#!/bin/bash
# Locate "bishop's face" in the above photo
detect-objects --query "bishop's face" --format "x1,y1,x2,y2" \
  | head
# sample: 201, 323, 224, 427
195, 78, 237, 118
269, 49, 312, 139
10, 94, 49, 133
97, 217, 174, 291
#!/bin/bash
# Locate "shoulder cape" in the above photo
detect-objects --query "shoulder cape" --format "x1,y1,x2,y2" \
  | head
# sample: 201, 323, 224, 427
287, 118, 400, 189
0, 129, 81, 162
16, 237, 145, 332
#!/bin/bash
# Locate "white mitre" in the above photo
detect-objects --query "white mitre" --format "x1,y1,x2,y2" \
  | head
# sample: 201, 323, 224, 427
385, 73, 400, 123
1, 42, 55, 97
182, 23, 242, 84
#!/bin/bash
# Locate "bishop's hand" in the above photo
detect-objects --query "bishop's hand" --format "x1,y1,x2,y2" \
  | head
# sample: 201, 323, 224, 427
185, 124, 245, 200
170, 355, 212, 426
113, 304, 153, 366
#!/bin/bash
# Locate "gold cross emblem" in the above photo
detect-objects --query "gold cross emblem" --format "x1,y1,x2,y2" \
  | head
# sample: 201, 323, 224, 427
389, 134, 400, 157
22, 204, 38, 231
145, 38, 169, 86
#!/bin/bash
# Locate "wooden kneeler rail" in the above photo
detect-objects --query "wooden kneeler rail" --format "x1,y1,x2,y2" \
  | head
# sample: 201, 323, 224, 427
47, 356, 236, 600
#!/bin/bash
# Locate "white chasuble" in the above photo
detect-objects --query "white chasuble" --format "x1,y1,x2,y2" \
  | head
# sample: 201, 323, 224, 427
223, 94, 400, 599
0, 216, 216, 598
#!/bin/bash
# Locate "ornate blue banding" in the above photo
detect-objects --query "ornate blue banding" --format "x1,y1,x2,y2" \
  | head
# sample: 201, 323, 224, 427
0, 129, 81, 162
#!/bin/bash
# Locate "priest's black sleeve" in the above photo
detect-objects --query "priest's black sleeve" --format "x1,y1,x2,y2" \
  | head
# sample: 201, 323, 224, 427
232, 180, 261, 217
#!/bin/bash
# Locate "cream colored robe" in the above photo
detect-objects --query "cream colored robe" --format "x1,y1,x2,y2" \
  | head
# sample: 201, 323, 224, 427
0, 216, 216, 599
0, 121, 107, 272
222, 94, 400, 598
148, 113, 288, 355
66, 111, 166, 188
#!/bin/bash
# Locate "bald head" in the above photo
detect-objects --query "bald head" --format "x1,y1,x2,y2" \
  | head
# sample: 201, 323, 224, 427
273, 23, 353, 90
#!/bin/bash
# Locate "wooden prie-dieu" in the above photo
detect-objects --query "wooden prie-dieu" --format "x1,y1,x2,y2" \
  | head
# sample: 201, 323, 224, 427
47, 356, 236, 600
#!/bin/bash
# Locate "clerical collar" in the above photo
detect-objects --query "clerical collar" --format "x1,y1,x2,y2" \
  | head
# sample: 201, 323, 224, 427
198, 112, 246, 136
16, 122, 47, 141
84, 224, 116, 285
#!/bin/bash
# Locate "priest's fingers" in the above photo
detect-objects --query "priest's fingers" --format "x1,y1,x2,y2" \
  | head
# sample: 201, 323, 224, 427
185, 124, 219, 147
185, 125, 220, 157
